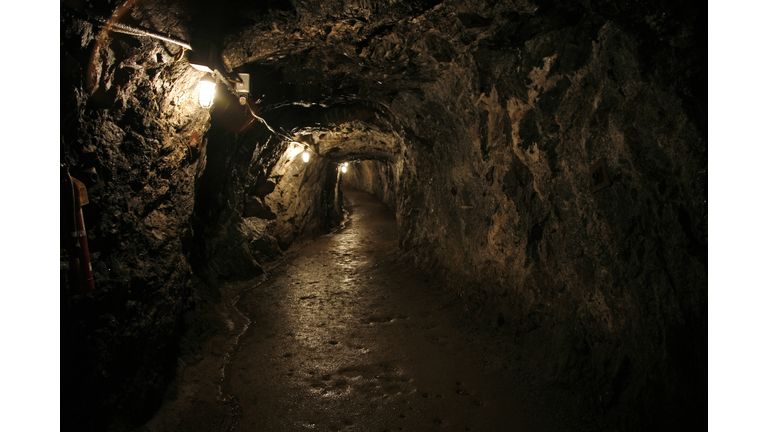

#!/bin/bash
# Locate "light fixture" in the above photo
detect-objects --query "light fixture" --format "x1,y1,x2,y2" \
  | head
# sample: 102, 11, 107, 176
302, 146, 310, 163
235, 73, 250, 94
341, 162, 348, 173
198, 74, 216, 108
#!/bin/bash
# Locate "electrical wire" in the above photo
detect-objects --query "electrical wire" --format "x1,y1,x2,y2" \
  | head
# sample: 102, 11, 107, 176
64, 5, 282, 140
212, 70, 279, 136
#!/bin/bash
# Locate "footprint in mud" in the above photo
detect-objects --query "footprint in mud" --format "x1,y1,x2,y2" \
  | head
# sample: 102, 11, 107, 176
364, 315, 393, 323
309, 378, 350, 395
341, 370, 377, 379
385, 385, 403, 395
363, 386, 384, 397
335, 364, 412, 398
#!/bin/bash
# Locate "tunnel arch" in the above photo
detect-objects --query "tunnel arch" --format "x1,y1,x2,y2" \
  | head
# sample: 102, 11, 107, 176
60, 1, 707, 430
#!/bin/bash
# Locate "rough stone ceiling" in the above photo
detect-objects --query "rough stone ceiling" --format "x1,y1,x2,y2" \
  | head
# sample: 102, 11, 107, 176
218, 0, 512, 109
59, 1, 708, 429
73, 0, 703, 162
215, 0, 478, 161
94, 0, 542, 160
226, 0, 529, 165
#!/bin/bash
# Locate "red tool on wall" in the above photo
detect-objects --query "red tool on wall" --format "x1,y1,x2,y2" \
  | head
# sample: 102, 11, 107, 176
62, 165, 95, 294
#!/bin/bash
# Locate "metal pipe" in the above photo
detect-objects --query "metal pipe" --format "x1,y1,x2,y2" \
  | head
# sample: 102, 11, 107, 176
96, 20, 192, 50
65, 6, 192, 51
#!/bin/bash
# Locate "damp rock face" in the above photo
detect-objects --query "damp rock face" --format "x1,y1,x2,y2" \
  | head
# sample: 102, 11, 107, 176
222, 1, 706, 429
343, 159, 399, 211
61, 2, 343, 430
61, 0, 706, 430
190, 126, 344, 286
61, 3, 213, 429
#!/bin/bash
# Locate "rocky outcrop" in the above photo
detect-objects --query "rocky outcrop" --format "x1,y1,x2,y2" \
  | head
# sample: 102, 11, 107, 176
221, 1, 706, 429
386, 13, 706, 430
61, 0, 706, 430
61, 15, 210, 432
191, 126, 344, 286
61, 3, 344, 430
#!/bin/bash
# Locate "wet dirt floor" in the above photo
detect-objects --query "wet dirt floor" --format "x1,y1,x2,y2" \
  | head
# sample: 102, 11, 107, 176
136, 189, 599, 432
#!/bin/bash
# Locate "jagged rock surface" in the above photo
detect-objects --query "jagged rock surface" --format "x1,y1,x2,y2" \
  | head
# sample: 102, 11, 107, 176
61, 2, 344, 429
61, 0, 706, 430
61, 2, 212, 428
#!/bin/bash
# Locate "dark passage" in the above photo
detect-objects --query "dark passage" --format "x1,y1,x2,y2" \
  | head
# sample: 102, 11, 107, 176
60, 1, 707, 430
136, 189, 595, 431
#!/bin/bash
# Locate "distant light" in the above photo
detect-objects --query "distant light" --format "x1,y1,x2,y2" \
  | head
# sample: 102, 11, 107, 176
341, 165, 347, 173
302, 150, 310, 163
198, 75, 216, 108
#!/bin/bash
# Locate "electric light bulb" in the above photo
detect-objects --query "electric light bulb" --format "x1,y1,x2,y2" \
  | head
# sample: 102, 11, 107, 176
341, 165, 347, 173
198, 77, 216, 108
302, 150, 310, 163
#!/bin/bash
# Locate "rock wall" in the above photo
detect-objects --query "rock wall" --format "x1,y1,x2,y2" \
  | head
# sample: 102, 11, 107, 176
60, 5, 212, 428
191, 127, 345, 286
60, 3, 345, 430
339, 3, 706, 430
260, 1, 706, 429
342, 159, 398, 210
61, 0, 706, 430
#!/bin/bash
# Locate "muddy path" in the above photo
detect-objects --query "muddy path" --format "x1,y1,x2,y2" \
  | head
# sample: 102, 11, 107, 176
137, 188, 598, 431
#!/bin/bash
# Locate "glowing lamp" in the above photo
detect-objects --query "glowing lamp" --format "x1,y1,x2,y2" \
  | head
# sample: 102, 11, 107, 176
302, 149, 310, 163
198, 75, 216, 108
341, 165, 347, 173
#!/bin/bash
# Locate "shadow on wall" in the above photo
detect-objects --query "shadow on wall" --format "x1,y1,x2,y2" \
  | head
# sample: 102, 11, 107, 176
189, 121, 345, 287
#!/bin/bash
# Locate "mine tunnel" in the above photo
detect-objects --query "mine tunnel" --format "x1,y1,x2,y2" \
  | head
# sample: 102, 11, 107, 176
60, 0, 707, 431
